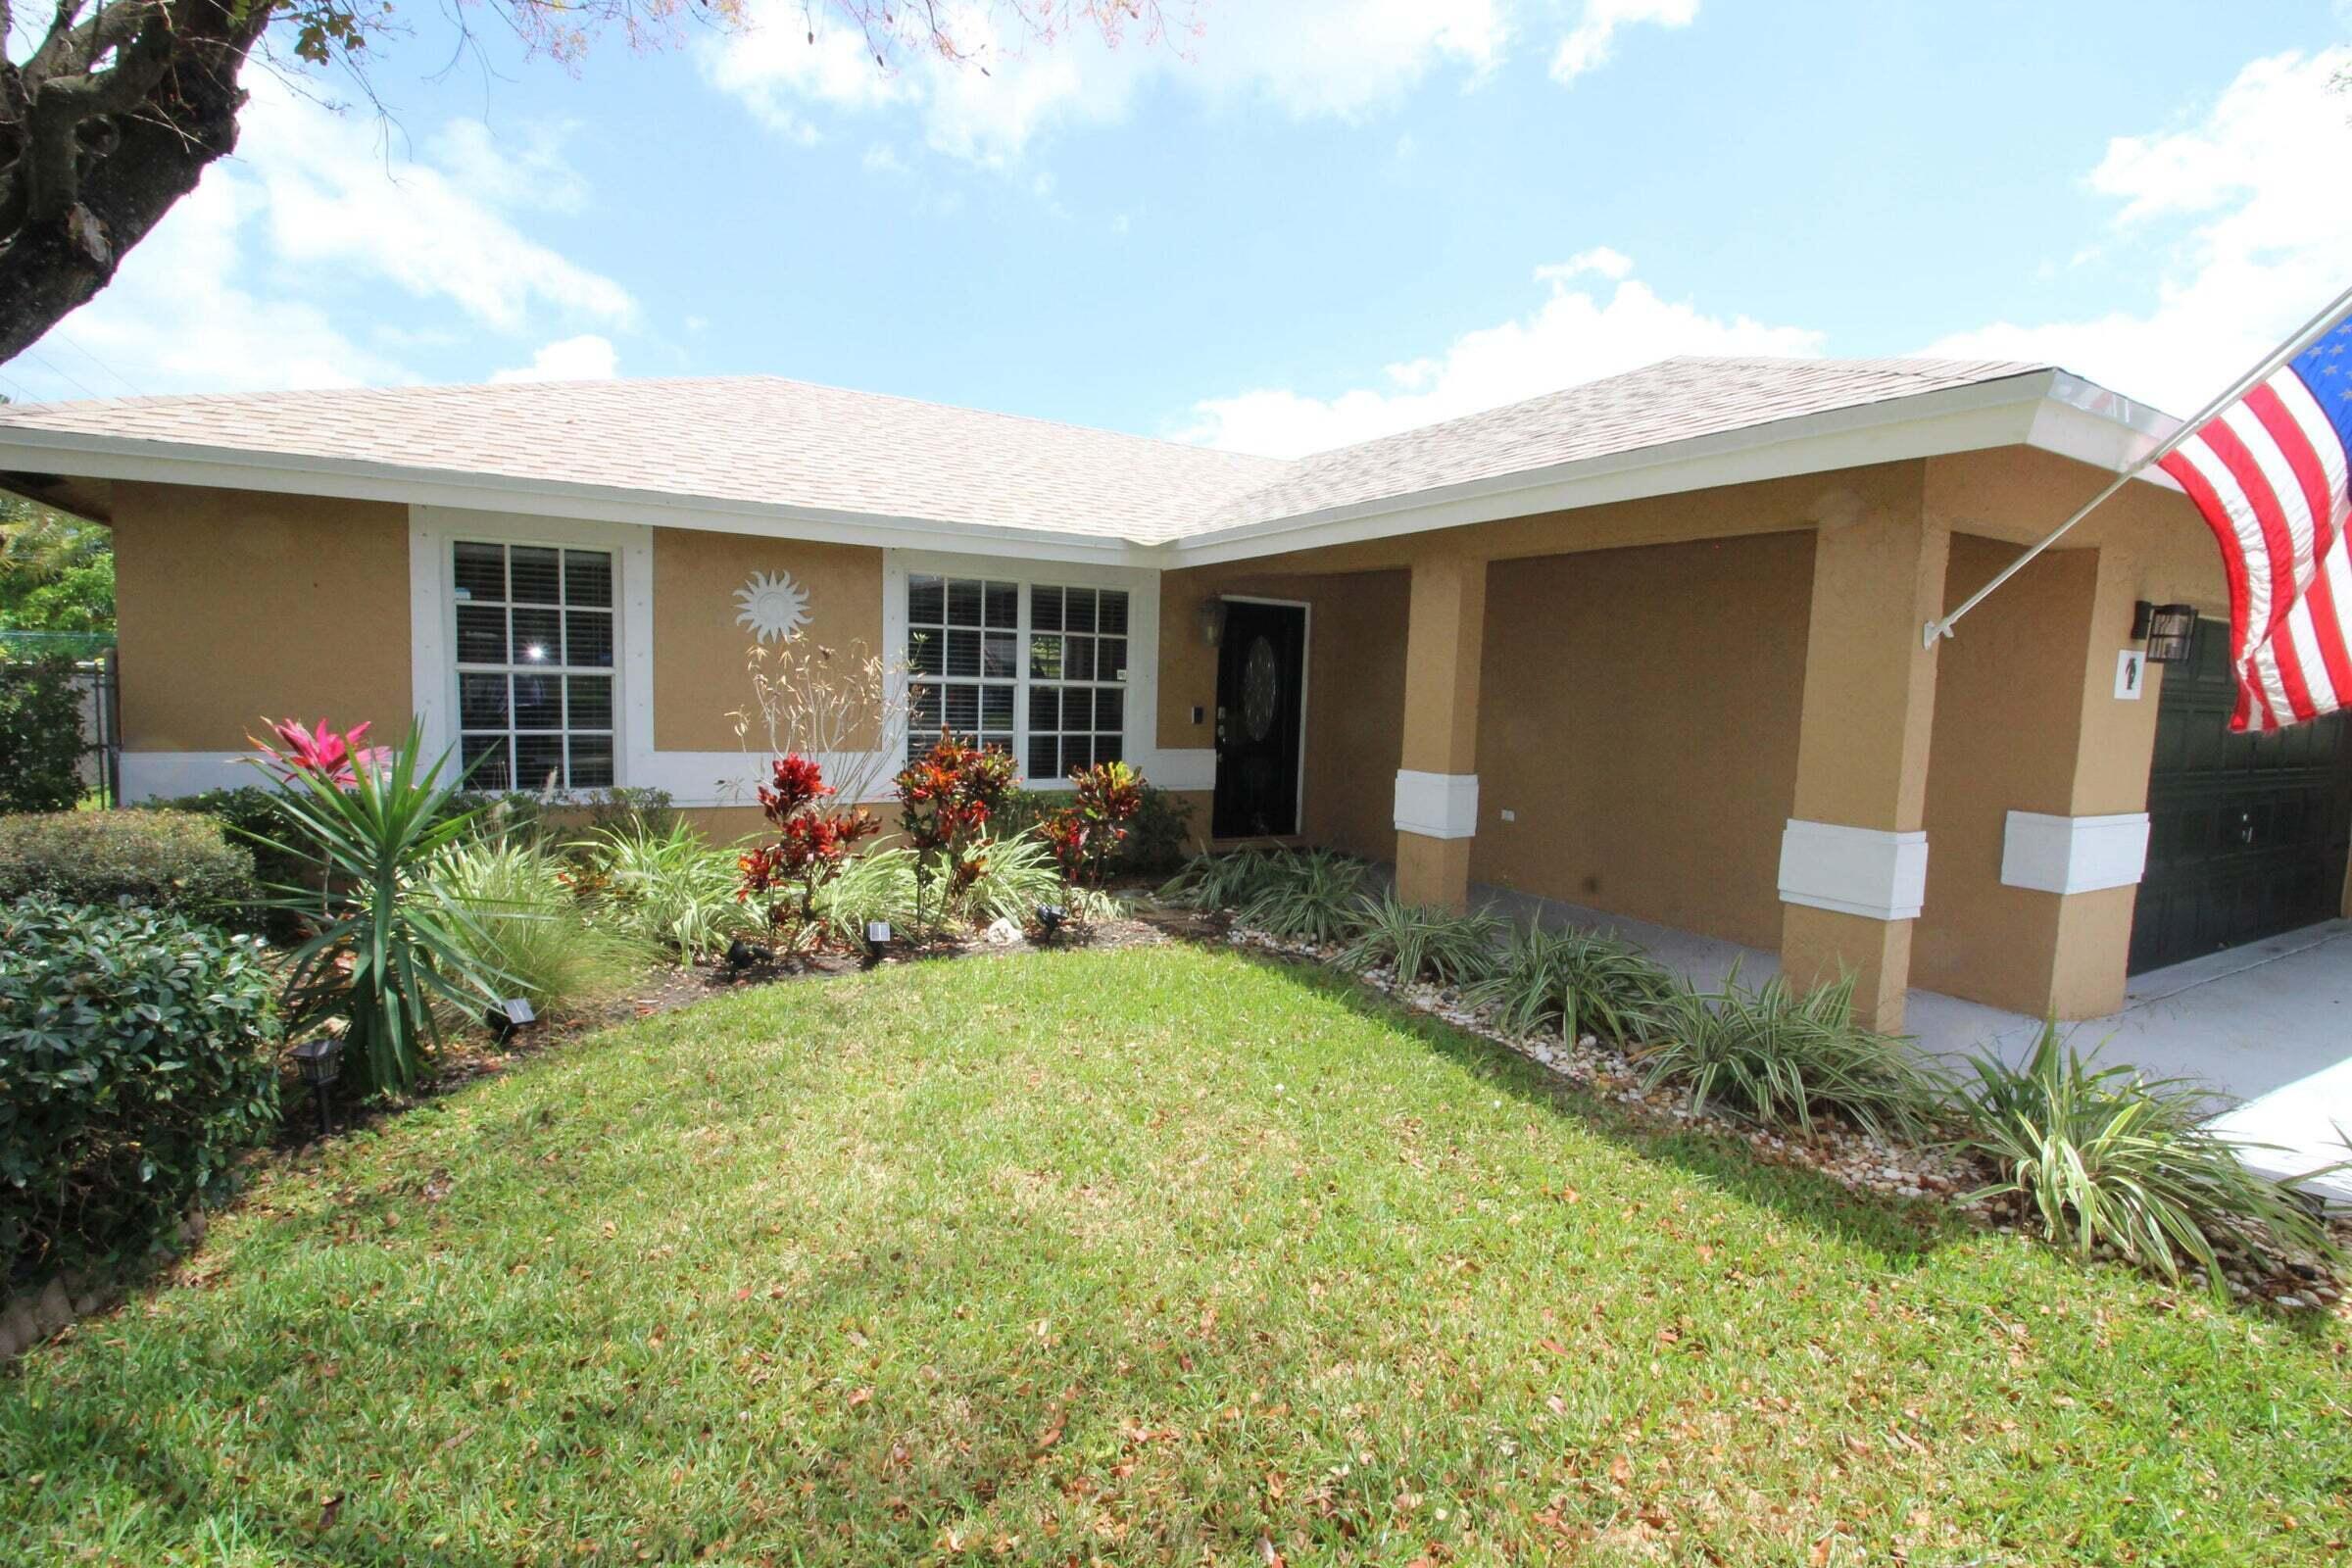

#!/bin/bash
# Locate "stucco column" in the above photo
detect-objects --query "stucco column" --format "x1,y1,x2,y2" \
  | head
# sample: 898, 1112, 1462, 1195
1394, 554, 1486, 910
1779, 495, 1949, 1031
1915, 542, 2161, 1019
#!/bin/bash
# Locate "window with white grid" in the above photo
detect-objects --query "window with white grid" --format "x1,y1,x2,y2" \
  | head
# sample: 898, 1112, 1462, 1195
451, 540, 616, 790
906, 574, 1019, 761
900, 574, 1129, 779
1027, 585, 1128, 781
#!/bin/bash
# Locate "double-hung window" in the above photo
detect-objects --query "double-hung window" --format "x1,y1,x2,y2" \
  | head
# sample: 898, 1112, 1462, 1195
452, 541, 616, 790
904, 572, 1130, 781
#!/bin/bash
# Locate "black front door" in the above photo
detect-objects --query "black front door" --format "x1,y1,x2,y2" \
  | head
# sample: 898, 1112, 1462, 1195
2130, 617, 2352, 973
1212, 600, 1306, 839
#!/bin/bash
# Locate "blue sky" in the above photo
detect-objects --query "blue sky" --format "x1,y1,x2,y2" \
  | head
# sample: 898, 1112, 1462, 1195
6, 1, 2347, 455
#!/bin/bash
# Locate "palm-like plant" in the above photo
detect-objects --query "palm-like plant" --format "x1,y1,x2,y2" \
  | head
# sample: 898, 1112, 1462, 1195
256, 724, 503, 1097
1637, 970, 1950, 1140
1338, 892, 1502, 987
1463, 923, 1677, 1045
1960, 1024, 2341, 1291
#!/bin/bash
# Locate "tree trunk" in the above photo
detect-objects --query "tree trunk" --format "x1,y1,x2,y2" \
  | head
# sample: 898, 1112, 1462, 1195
0, 0, 271, 368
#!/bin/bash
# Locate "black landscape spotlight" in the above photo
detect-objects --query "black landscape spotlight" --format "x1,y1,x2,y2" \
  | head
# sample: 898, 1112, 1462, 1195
290, 1035, 343, 1140
724, 938, 773, 977
863, 920, 892, 969
1035, 904, 1067, 944
485, 997, 537, 1043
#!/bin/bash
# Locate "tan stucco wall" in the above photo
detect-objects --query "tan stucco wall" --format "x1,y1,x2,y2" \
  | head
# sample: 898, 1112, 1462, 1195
1158, 566, 1408, 859
111, 482, 412, 752
651, 528, 884, 752
1472, 533, 1815, 950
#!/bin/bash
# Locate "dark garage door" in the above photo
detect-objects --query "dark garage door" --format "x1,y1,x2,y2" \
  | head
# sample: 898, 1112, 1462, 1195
2131, 618, 2352, 974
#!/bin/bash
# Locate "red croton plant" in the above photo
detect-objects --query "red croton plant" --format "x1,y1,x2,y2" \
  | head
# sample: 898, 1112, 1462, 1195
894, 730, 1017, 937
1040, 760, 1144, 890
738, 754, 881, 940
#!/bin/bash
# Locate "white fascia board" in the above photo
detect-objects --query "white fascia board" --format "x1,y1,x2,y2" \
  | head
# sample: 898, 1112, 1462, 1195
1394, 770, 1480, 840
0, 428, 1158, 566
1165, 373, 2064, 567
2000, 810, 2151, 896
1778, 819, 1928, 922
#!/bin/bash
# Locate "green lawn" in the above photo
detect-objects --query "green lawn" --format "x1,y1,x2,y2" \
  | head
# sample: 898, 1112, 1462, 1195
5, 945, 2347, 1566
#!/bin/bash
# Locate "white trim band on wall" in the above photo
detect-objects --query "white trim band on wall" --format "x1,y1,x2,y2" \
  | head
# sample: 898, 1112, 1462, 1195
1778, 818, 1929, 921
1394, 770, 1479, 840
2000, 810, 2150, 896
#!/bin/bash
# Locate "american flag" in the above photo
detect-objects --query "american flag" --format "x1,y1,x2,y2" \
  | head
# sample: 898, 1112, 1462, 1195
2157, 310, 2352, 732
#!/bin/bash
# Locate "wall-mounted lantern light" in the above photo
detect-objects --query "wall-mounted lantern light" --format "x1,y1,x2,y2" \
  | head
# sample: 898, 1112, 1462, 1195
1197, 597, 1227, 648
2131, 601, 2198, 664
290, 1035, 343, 1140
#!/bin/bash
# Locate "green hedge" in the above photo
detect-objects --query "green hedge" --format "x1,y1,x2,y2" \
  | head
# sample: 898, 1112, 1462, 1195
0, 898, 281, 1280
0, 809, 260, 924
0, 659, 88, 813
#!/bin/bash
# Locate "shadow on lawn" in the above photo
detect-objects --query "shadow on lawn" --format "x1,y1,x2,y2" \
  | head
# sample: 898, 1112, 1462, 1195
1229, 946, 1969, 1269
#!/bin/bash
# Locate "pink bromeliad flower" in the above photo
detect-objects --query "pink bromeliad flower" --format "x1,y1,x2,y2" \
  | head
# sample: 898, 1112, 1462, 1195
251, 716, 389, 786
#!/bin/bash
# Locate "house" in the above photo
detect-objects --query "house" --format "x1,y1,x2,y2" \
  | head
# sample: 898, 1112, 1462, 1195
1, 356, 2345, 1036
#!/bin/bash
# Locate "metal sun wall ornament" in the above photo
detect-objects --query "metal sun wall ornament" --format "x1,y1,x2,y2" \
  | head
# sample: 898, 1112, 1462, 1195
734, 569, 811, 643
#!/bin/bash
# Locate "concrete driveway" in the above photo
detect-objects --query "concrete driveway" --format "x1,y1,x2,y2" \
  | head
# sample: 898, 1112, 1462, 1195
1481, 884, 2352, 1204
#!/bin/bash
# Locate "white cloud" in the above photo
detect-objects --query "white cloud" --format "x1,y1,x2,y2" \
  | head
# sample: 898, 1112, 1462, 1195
1924, 47, 2352, 416
490, 334, 621, 383
1179, 255, 1822, 456
706, 0, 1509, 165
1551, 0, 1698, 84
244, 83, 636, 335
8, 74, 635, 399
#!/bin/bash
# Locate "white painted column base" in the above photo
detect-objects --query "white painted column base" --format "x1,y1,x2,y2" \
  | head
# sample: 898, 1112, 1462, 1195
2000, 810, 2149, 894
1778, 818, 1928, 921
1394, 770, 1479, 839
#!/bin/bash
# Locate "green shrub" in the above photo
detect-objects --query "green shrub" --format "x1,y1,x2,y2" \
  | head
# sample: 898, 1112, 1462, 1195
811, 845, 919, 946
1464, 923, 1677, 1044
956, 831, 1068, 927
0, 808, 259, 923
587, 820, 761, 960
1638, 972, 1949, 1140
158, 785, 324, 921
1339, 893, 1502, 987
1960, 1024, 2341, 1291
0, 897, 279, 1279
423, 840, 652, 1016
1157, 849, 1291, 911
0, 658, 86, 813
1000, 781, 1195, 877
1234, 851, 1369, 945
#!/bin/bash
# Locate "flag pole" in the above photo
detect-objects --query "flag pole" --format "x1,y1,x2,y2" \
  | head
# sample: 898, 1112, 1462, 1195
1922, 279, 2352, 650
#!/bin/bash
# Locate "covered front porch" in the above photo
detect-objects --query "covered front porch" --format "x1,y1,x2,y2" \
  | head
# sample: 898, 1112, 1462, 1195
1167, 446, 2243, 1036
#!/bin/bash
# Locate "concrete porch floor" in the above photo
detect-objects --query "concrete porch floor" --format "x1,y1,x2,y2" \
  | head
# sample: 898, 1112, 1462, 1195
1477, 882, 2352, 1204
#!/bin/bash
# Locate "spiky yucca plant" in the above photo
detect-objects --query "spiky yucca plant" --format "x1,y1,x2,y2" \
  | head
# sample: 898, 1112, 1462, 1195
1233, 851, 1368, 945
1337, 892, 1502, 987
1637, 971, 1949, 1140
1961, 1024, 2340, 1292
1463, 922, 1677, 1045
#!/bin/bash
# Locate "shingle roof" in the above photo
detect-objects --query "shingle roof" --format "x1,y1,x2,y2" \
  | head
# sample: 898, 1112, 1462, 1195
1200, 355, 2052, 530
0, 375, 1289, 545
0, 355, 2057, 547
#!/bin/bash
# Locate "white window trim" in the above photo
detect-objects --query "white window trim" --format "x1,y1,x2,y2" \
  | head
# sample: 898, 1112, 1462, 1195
411, 506, 655, 789
883, 548, 1166, 792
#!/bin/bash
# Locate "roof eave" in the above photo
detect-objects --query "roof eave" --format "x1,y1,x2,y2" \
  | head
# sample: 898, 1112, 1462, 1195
1164, 368, 2183, 567
0, 426, 1170, 564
